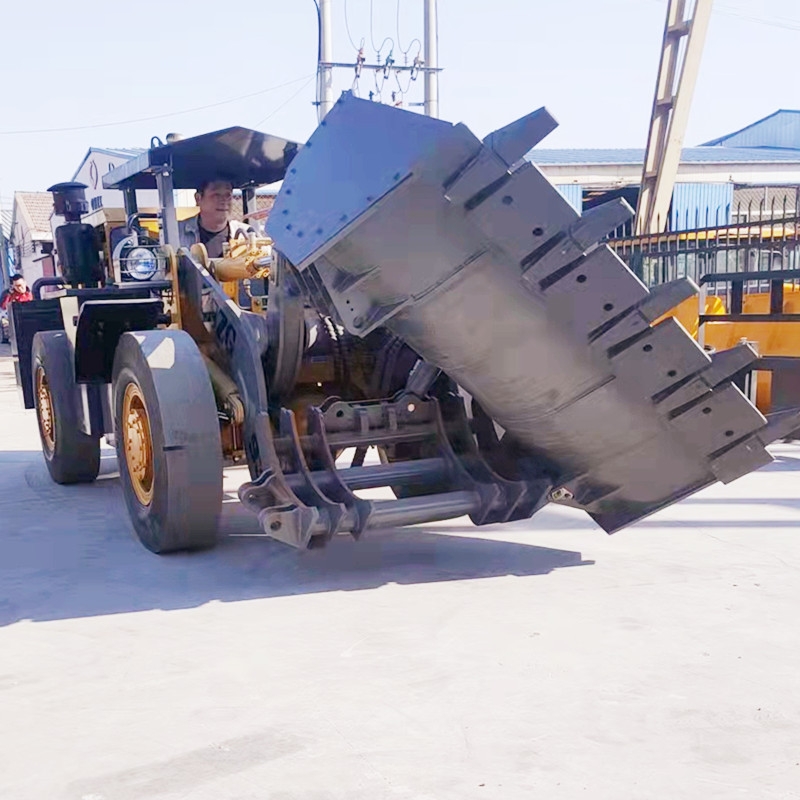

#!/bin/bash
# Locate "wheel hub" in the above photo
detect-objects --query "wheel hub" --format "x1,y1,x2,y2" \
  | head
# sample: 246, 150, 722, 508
122, 382, 154, 506
35, 365, 55, 454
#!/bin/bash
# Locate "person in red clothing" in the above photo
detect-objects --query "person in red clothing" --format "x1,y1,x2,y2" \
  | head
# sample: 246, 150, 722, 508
0, 274, 33, 310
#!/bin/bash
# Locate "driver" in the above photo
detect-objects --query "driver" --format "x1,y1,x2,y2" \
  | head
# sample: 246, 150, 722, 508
179, 177, 253, 258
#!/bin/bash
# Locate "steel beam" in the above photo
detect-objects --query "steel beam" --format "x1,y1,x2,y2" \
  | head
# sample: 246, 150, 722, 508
635, 0, 714, 235
154, 168, 180, 248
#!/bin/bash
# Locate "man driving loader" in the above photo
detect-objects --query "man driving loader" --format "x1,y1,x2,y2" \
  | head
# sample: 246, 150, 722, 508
179, 177, 253, 258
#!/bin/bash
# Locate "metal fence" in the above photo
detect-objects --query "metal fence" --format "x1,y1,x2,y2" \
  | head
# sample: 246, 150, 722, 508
608, 200, 800, 290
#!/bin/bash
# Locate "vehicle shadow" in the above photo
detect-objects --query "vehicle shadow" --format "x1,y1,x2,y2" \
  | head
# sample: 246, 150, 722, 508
0, 450, 593, 627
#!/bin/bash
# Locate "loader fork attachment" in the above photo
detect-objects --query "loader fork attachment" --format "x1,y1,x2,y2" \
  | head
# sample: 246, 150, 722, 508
238, 390, 552, 549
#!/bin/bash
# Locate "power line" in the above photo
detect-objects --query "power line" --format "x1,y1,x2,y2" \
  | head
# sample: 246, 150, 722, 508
396, 0, 422, 60
647, 0, 800, 32
395, 0, 406, 50
370, 0, 379, 52
369, 0, 394, 57
344, 0, 364, 51
254, 76, 317, 128
312, 0, 322, 61
0, 75, 316, 136
716, 5, 800, 31
317, 0, 433, 113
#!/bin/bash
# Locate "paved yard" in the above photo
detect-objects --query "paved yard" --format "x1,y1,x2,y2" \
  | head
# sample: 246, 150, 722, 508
1, 343, 799, 799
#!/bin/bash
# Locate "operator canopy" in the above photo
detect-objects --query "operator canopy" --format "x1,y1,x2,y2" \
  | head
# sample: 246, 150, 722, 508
103, 126, 301, 191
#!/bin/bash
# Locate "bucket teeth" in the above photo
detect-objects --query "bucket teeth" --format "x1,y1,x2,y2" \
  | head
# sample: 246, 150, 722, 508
483, 107, 559, 167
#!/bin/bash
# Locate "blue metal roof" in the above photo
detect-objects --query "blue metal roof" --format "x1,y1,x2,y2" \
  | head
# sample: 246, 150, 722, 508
701, 110, 800, 149
530, 148, 646, 165
529, 145, 800, 166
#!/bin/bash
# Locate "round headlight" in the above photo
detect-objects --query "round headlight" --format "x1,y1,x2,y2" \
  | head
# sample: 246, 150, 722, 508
126, 247, 158, 281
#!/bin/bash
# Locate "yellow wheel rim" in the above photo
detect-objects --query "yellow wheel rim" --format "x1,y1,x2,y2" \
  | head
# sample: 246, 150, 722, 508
35, 365, 55, 454
122, 382, 155, 506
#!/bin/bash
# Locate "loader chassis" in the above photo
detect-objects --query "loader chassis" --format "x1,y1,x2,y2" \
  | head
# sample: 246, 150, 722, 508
11, 98, 800, 555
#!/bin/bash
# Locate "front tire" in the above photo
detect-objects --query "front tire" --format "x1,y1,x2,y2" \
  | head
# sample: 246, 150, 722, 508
31, 332, 101, 484
113, 330, 223, 554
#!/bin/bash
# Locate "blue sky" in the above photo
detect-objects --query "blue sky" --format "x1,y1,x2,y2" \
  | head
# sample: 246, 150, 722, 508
1, 0, 799, 202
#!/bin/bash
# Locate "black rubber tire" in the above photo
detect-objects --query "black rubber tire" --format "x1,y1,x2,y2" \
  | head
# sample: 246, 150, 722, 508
31, 331, 101, 484
112, 330, 223, 554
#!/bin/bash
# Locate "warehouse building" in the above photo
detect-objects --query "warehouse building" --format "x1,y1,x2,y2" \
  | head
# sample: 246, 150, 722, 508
532, 109, 800, 233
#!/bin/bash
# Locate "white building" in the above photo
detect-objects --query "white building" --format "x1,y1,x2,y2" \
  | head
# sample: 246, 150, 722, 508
10, 192, 55, 286
70, 146, 156, 217
51, 147, 197, 236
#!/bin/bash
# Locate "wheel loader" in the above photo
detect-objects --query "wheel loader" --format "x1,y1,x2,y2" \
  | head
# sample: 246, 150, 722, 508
10, 94, 800, 554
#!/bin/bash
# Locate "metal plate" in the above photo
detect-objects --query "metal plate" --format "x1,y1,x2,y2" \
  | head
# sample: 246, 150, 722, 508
610, 318, 711, 400
671, 383, 767, 458
543, 246, 649, 340
469, 162, 577, 262
268, 94, 468, 269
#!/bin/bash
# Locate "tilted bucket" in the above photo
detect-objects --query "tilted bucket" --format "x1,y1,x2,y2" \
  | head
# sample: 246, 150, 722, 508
268, 94, 798, 532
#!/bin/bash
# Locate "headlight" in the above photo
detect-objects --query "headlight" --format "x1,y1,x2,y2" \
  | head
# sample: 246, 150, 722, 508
126, 247, 158, 281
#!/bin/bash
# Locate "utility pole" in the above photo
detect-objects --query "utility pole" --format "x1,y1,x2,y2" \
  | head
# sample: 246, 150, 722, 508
423, 0, 439, 119
318, 0, 335, 121
635, 0, 714, 235
315, 0, 442, 121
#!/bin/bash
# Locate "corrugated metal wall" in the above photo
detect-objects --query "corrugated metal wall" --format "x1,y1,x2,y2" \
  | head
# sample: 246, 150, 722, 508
671, 183, 733, 231
555, 184, 583, 213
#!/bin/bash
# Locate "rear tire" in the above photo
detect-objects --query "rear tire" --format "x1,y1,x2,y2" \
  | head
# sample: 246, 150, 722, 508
112, 330, 223, 554
31, 332, 101, 484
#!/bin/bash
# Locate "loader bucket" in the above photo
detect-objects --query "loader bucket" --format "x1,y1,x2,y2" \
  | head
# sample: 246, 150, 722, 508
268, 93, 799, 532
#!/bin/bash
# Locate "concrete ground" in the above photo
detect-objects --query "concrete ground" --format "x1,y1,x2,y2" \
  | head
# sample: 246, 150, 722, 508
1, 341, 799, 800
